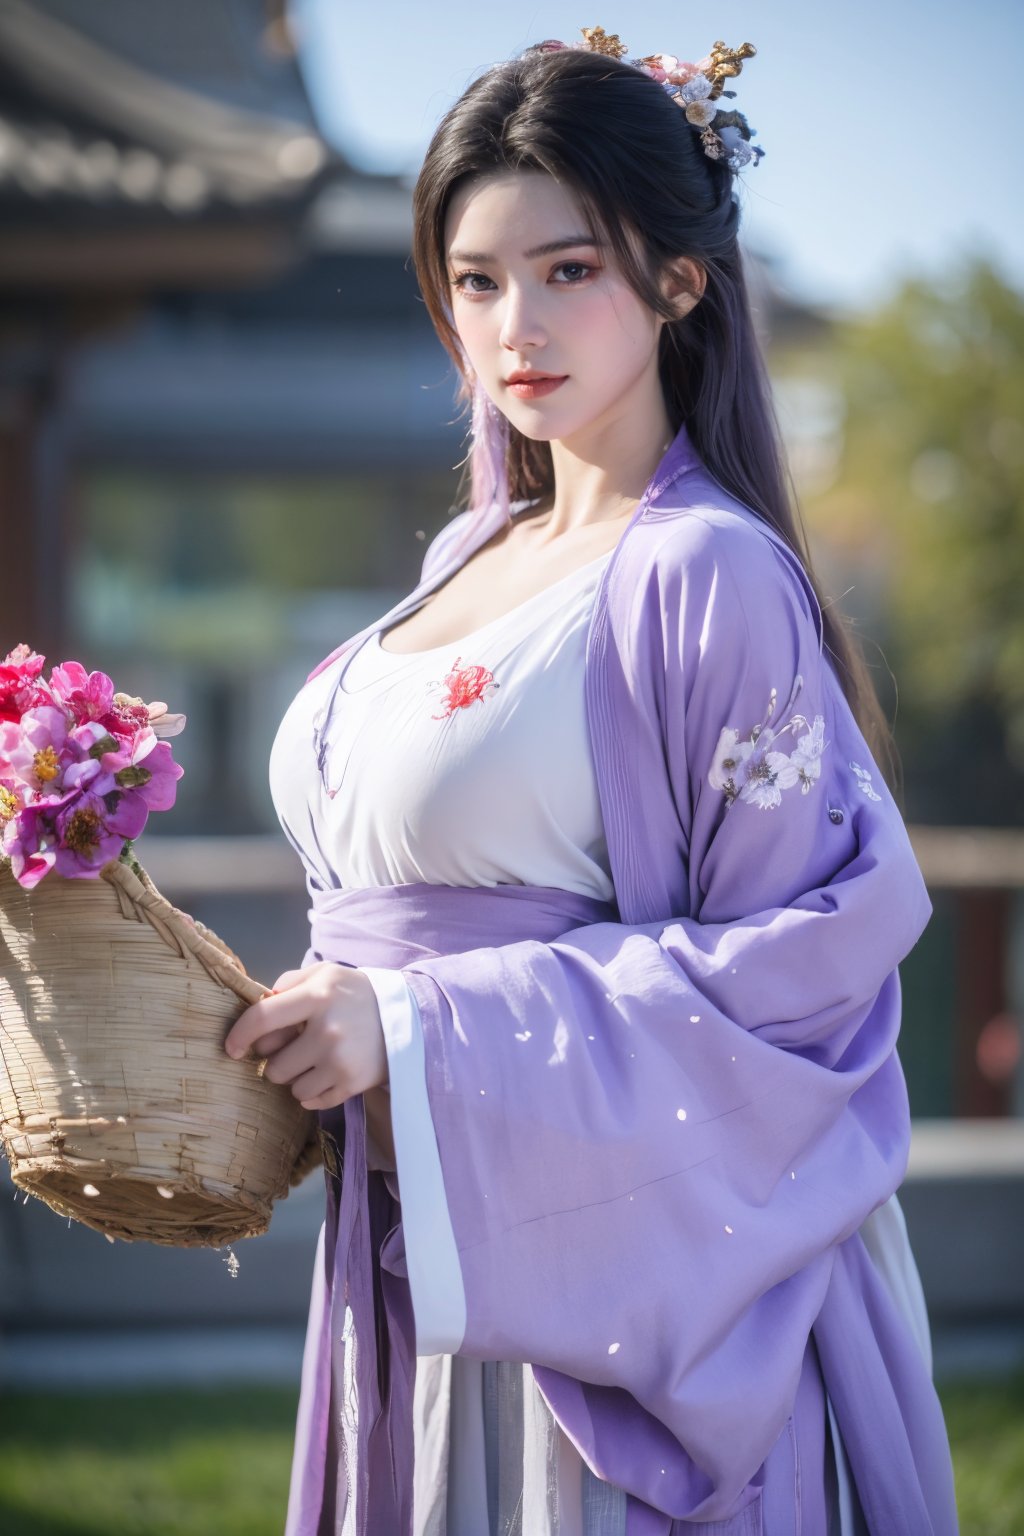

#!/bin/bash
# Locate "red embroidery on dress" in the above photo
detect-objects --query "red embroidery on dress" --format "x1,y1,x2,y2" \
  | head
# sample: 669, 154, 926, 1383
429, 656, 500, 720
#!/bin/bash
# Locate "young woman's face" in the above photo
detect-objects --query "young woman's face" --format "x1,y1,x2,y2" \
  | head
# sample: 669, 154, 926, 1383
444, 169, 668, 445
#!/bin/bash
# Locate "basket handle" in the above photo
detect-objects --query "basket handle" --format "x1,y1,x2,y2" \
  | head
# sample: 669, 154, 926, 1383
99, 855, 323, 1184
100, 856, 269, 1006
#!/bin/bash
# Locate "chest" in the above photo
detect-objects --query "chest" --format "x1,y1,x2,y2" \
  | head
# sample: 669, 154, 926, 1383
380, 521, 630, 655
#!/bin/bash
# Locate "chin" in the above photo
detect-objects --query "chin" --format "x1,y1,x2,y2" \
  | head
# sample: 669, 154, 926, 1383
509, 406, 592, 443
505, 416, 555, 444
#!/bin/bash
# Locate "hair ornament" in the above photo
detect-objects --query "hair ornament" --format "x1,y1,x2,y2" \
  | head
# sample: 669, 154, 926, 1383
532, 26, 765, 173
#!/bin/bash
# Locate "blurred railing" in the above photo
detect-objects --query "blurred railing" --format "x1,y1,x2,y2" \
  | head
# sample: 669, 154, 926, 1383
133, 826, 1024, 893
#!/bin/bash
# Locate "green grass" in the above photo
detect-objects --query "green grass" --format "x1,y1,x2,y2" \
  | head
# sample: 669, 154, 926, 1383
0, 1373, 1020, 1534
938, 1370, 1024, 1536
0, 1387, 300, 1536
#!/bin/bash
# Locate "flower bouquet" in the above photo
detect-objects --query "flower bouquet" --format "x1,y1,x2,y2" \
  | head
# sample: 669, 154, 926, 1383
0, 643, 319, 1247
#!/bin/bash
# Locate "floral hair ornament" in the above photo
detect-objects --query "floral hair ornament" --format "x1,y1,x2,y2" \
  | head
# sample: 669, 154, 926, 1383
532, 27, 765, 173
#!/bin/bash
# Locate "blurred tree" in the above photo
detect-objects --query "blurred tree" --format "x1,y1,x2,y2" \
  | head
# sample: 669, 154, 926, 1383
806, 256, 1024, 825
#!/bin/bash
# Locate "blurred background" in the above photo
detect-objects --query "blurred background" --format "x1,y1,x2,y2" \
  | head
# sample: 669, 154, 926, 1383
0, 1, 1022, 1531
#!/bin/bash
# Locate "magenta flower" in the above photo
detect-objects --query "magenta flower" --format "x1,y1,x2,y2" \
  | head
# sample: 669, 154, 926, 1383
110, 692, 187, 740
91, 728, 185, 812
52, 784, 150, 879
2, 786, 81, 888
47, 661, 115, 726
4, 706, 108, 799
1, 643, 50, 723
0, 643, 187, 887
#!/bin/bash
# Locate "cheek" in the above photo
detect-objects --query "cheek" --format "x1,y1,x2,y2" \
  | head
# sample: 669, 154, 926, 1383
577, 286, 658, 357
454, 301, 495, 350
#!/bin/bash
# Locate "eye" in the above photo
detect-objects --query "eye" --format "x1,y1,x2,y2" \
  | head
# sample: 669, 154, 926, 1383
448, 262, 597, 296
552, 262, 595, 284
449, 270, 495, 295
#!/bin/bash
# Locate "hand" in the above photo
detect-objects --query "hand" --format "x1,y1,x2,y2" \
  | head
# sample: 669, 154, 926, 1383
223, 963, 388, 1112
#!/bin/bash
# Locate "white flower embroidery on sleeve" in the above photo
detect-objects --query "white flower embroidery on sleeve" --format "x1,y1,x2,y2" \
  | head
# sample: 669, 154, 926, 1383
707, 680, 828, 811
849, 761, 882, 800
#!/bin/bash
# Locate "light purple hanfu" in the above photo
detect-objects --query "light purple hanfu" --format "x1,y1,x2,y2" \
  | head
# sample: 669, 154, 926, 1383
274, 418, 959, 1535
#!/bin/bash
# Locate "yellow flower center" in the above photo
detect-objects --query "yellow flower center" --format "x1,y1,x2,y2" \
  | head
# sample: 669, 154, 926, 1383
0, 785, 18, 823
33, 745, 59, 783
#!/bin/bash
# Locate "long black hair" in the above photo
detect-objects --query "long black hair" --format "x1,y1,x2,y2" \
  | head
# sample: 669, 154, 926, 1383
410, 42, 899, 791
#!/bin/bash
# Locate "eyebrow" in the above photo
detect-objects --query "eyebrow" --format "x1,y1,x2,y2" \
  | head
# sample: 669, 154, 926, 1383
448, 236, 604, 264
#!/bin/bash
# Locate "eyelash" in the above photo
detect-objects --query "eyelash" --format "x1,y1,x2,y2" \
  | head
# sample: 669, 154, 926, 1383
448, 262, 597, 296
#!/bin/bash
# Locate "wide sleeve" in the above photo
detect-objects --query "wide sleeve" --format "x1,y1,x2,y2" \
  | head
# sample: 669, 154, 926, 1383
391, 519, 934, 1526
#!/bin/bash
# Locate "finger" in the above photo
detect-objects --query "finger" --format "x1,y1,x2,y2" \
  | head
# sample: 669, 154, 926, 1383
271, 968, 308, 992
261, 1029, 326, 1087
290, 1066, 341, 1108
224, 988, 311, 1059
249, 1021, 305, 1058
224, 993, 277, 1059
299, 1090, 342, 1112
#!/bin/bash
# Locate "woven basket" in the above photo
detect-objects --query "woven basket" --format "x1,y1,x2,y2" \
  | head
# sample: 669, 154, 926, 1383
0, 854, 324, 1247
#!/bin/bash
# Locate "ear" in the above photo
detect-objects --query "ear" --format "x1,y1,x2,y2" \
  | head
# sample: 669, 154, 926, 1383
659, 256, 706, 323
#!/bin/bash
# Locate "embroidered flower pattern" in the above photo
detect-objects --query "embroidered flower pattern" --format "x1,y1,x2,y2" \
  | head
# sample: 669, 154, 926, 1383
429, 657, 500, 721
850, 761, 882, 801
708, 679, 828, 811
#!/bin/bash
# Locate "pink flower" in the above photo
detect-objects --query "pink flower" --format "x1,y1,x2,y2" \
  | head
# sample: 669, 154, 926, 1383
0, 643, 50, 723
3, 814, 57, 886
0, 719, 19, 779
47, 661, 115, 726
0, 644, 188, 885
91, 729, 185, 812
52, 784, 150, 879
666, 61, 702, 84
3, 705, 107, 799
0, 773, 26, 836
111, 692, 187, 740
2, 785, 81, 887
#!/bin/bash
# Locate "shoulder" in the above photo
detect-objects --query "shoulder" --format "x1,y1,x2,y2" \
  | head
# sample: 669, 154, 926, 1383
420, 497, 541, 584
419, 508, 477, 583
647, 500, 824, 654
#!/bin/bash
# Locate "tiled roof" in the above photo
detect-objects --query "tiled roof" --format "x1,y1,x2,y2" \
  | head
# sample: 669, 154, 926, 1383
0, 0, 342, 217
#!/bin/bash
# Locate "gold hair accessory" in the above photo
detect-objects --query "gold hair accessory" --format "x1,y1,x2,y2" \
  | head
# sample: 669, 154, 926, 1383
579, 26, 628, 58
532, 27, 765, 172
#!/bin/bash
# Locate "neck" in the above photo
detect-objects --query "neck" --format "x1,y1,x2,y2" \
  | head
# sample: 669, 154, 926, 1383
529, 396, 675, 541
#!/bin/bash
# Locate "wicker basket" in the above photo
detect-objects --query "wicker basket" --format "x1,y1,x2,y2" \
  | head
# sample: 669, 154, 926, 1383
0, 854, 323, 1246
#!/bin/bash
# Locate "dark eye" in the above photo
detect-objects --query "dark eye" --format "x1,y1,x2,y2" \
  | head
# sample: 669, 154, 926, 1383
449, 271, 494, 294
554, 262, 594, 283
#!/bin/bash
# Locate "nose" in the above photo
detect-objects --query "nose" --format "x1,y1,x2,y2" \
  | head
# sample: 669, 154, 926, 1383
499, 281, 547, 353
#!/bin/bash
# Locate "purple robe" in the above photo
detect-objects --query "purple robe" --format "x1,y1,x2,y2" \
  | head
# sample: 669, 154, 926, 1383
281, 419, 958, 1534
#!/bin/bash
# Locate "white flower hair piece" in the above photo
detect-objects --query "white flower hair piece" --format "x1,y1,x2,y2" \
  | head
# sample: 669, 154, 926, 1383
530, 28, 766, 175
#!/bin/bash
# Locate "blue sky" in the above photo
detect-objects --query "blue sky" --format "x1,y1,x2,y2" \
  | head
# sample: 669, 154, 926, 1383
292, 0, 1022, 318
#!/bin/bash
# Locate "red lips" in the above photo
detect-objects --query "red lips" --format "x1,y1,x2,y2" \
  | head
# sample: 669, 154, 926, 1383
504, 370, 565, 384
504, 372, 568, 399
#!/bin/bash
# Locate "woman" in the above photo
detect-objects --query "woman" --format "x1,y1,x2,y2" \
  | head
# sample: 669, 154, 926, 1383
225, 29, 959, 1536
